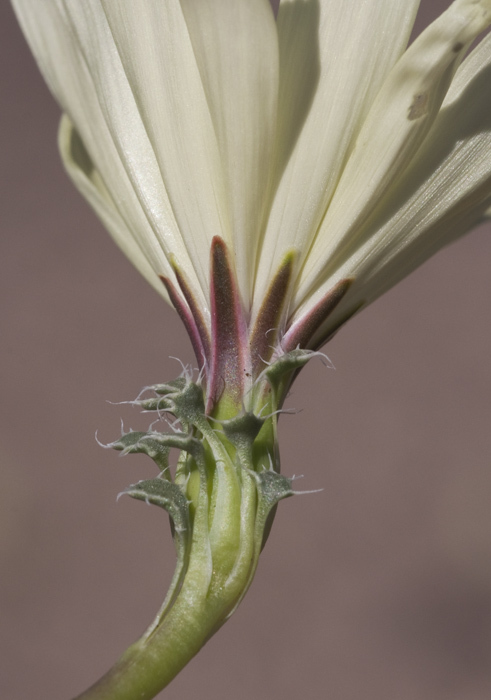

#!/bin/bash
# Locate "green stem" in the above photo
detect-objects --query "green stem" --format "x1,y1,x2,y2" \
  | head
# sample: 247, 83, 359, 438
72, 581, 231, 700
72, 475, 261, 700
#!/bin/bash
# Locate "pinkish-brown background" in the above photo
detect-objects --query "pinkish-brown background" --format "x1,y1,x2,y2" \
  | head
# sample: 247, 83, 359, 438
2, 2, 491, 699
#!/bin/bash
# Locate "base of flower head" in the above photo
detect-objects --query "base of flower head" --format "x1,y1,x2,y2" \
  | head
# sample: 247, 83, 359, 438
113, 349, 324, 616
111, 363, 299, 637
161, 236, 355, 419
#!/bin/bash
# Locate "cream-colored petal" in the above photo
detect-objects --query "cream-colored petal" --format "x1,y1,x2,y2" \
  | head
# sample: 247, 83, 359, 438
294, 29, 491, 342
301, 0, 491, 297
97, 0, 231, 285
180, 0, 279, 306
58, 115, 169, 301
252, 0, 420, 314
11, 0, 208, 312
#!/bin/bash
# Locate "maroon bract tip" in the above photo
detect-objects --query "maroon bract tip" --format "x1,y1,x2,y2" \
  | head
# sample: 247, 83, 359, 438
171, 260, 211, 367
207, 236, 248, 413
160, 275, 208, 372
283, 279, 353, 352
249, 251, 296, 377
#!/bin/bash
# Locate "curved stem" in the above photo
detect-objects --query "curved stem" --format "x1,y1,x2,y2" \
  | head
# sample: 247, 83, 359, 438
71, 582, 230, 700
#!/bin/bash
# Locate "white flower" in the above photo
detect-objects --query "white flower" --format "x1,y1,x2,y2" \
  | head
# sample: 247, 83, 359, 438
12, 6, 491, 693
12, 0, 491, 371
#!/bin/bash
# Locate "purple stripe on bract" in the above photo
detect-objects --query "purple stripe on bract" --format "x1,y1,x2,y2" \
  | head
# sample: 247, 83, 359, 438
283, 279, 353, 352
171, 260, 212, 369
207, 236, 248, 414
249, 251, 296, 378
160, 275, 208, 372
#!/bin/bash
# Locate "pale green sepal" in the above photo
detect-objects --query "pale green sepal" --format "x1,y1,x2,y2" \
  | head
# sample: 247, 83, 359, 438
170, 382, 207, 426
137, 396, 174, 413
122, 478, 190, 536
264, 349, 317, 385
136, 381, 207, 431
221, 412, 266, 458
254, 471, 294, 537
144, 433, 204, 463
110, 431, 170, 473
148, 378, 188, 395
110, 429, 205, 476
260, 348, 322, 407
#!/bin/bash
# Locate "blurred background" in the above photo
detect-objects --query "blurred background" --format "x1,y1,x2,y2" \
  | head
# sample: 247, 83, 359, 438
2, 2, 491, 699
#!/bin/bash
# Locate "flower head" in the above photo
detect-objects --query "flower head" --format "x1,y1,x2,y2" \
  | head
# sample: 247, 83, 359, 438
12, 0, 491, 406
12, 4, 491, 694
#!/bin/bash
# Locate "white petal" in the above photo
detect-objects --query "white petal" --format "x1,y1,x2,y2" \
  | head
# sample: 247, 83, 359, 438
301, 0, 491, 298
180, 0, 279, 305
295, 29, 491, 342
58, 115, 168, 301
252, 0, 420, 313
11, 0, 208, 310
97, 0, 231, 287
